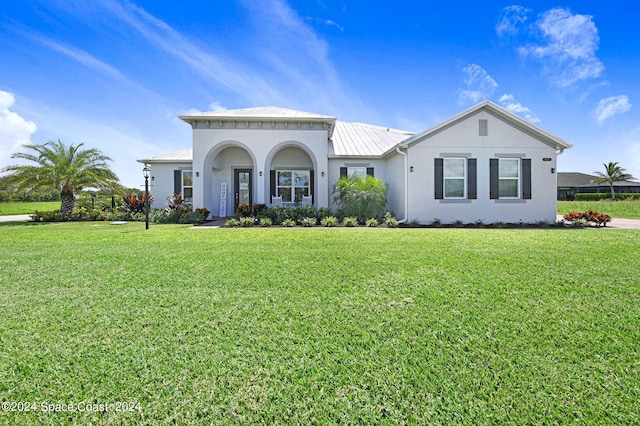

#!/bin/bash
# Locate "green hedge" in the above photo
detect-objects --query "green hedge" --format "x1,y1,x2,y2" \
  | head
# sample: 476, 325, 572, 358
575, 193, 640, 201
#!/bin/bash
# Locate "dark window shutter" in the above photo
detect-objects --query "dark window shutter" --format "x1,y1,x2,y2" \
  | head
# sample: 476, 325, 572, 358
174, 170, 182, 196
490, 159, 499, 199
270, 171, 276, 199
310, 170, 314, 203
467, 158, 477, 199
340, 167, 347, 179
434, 158, 443, 199
366, 167, 374, 177
522, 159, 532, 199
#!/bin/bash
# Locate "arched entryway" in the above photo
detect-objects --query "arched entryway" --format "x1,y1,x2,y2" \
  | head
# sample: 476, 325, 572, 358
265, 143, 317, 207
203, 143, 256, 217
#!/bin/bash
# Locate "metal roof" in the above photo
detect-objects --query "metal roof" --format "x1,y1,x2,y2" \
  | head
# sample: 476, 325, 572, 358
137, 148, 193, 163
179, 106, 336, 121
557, 172, 597, 187
330, 121, 414, 157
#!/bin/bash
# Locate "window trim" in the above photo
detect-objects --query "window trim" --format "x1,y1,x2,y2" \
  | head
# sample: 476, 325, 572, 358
182, 170, 193, 204
443, 158, 467, 199
498, 158, 521, 199
275, 170, 311, 203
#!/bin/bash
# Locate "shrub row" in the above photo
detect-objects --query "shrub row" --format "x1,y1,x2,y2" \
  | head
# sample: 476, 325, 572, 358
30, 206, 210, 224
575, 193, 640, 201
226, 212, 398, 228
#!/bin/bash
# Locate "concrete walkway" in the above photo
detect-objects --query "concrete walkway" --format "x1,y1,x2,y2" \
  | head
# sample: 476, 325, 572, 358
0, 214, 32, 222
556, 215, 640, 229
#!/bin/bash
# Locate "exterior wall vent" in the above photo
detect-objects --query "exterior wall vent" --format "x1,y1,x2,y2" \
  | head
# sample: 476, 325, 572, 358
479, 119, 488, 136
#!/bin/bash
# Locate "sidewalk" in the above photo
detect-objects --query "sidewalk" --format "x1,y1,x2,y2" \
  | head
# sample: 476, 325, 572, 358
0, 214, 32, 222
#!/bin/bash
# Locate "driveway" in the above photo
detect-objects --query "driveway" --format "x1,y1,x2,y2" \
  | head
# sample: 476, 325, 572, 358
556, 215, 640, 230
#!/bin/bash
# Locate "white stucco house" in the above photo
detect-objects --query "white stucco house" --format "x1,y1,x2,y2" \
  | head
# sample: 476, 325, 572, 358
137, 100, 572, 224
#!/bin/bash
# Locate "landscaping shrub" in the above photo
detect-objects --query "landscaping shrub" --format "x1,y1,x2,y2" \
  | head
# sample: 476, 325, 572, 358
320, 216, 338, 227
224, 218, 239, 227
342, 216, 358, 227
259, 218, 272, 227
195, 208, 210, 220
178, 211, 208, 224
316, 207, 333, 221
166, 193, 189, 214
239, 216, 255, 227
122, 192, 153, 213
332, 175, 387, 223
236, 204, 252, 217
563, 210, 612, 227
282, 218, 296, 227
384, 212, 398, 228
300, 217, 316, 227
365, 218, 378, 227
252, 203, 267, 217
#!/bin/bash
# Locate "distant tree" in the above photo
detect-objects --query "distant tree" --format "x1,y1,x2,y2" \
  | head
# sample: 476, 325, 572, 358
592, 162, 636, 200
1, 139, 122, 215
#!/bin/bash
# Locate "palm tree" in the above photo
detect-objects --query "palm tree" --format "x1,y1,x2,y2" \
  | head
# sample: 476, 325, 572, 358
592, 162, 636, 200
1, 139, 122, 215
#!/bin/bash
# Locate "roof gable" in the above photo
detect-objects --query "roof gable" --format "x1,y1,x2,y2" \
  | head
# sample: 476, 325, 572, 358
400, 101, 572, 151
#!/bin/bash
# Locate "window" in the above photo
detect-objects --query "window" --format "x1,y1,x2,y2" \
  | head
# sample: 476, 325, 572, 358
340, 167, 374, 179
434, 158, 477, 200
182, 170, 193, 203
443, 158, 466, 198
276, 170, 310, 202
498, 159, 519, 198
347, 167, 367, 178
173, 169, 193, 203
490, 158, 532, 200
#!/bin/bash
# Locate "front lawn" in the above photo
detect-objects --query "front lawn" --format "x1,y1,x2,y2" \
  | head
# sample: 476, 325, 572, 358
558, 199, 640, 219
0, 201, 59, 215
1, 223, 638, 424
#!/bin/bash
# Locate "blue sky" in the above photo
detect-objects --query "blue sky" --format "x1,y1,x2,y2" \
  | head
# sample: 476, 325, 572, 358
1, 0, 639, 187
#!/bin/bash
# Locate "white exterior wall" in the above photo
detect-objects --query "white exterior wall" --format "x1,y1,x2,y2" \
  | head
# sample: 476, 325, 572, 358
406, 110, 559, 224
147, 162, 191, 210
191, 124, 330, 216
384, 152, 407, 220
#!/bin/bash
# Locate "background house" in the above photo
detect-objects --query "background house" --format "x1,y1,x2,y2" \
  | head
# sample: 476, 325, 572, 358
557, 172, 640, 200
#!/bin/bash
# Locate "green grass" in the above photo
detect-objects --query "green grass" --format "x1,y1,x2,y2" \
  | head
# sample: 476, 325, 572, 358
558, 199, 640, 219
0, 201, 60, 215
1, 223, 639, 424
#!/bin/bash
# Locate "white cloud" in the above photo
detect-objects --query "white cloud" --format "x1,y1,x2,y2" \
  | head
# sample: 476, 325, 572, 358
498, 94, 541, 123
458, 64, 498, 104
306, 17, 344, 32
208, 102, 227, 112
496, 5, 530, 37
517, 8, 604, 88
0, 91, 37, 168
594, 95, 632, 124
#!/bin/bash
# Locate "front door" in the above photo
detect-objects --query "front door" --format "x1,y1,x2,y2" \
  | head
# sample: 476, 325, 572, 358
234, 169, 252, 213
